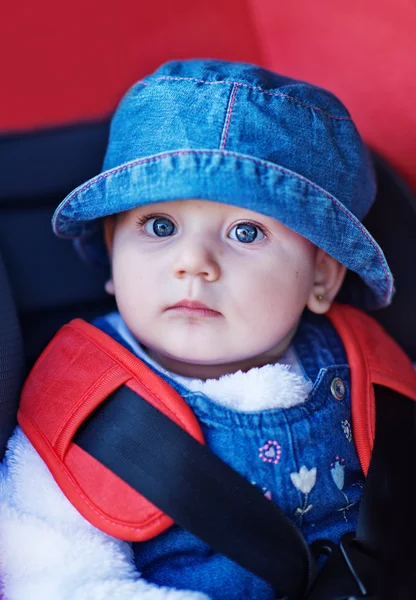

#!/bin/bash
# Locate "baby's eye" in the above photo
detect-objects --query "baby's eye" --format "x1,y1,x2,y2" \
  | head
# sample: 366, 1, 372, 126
229, 222, 264, 243
144, 217, 176, 237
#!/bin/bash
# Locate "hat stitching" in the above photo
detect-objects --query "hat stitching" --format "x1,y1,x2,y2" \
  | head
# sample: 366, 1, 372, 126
219, 83, 239, 150
53, 149, 392, 300
57, 150, 349, 205
137, 76, 352, 122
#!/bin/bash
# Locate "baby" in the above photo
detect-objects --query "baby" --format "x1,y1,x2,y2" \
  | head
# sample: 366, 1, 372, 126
0, 60, 396, 600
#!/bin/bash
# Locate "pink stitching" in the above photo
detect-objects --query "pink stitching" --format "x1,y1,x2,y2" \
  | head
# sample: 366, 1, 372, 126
220, 83, 239, 150
259, 440, 282, 465
55, 149, 392, 305
149, 76, 351, 121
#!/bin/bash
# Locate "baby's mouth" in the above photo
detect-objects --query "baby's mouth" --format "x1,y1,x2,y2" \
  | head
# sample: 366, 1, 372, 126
166, 299, 222, 317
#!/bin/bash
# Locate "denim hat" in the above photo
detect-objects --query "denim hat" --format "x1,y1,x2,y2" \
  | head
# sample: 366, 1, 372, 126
52, 59, 394, 309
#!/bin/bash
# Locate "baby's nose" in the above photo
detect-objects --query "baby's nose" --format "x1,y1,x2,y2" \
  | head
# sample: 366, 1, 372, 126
173, 242, 220, 282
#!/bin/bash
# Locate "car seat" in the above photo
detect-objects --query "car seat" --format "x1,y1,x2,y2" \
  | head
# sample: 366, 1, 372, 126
1, 2, 416, 598
0, 121, 415, 600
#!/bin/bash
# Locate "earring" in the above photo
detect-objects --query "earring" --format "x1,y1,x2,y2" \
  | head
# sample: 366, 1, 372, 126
316, 294, 324, 301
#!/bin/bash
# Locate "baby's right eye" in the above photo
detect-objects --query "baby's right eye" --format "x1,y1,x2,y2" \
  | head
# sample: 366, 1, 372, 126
143, 217, 176, 237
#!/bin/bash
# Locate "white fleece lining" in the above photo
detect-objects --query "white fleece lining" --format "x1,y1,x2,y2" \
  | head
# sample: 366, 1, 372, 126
0, 428, 209, 600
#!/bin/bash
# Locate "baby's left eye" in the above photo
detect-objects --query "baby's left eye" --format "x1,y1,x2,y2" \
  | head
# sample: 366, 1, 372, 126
143, 217, 176, 237
229, 222, 264, 243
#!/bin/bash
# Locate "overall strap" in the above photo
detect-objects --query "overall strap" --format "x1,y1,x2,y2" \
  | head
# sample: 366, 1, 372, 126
303, 305, 416, 599
326, 303, 416, 474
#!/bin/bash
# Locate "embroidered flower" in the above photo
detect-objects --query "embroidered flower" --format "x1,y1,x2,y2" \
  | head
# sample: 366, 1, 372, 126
291, 466, 317, 522
341, 419, 352, 442
330, 457, 356, 522
290, 466, 317, 494
330, 458, 345, 491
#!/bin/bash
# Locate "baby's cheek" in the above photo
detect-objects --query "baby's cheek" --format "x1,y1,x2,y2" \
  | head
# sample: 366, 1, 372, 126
256, 272, 308, 315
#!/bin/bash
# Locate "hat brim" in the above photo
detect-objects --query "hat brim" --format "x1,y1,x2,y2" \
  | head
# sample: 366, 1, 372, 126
53, 149, 394, 309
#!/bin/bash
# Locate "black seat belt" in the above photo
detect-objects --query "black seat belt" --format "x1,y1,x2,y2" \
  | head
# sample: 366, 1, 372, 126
306, 385, 416, 600
354, 386, 415, 599
74, 384, 315, 599
74, 384, 415, 600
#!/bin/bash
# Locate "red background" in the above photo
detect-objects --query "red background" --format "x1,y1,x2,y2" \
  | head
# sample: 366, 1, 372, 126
1, 0, 415, 191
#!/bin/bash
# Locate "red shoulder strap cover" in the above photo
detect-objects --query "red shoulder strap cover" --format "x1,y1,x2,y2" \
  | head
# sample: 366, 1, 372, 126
18, 319, 204, 541
327, 304, 416, 475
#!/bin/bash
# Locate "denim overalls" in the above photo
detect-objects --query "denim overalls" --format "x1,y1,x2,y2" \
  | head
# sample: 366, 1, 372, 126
94, 310, 364, 600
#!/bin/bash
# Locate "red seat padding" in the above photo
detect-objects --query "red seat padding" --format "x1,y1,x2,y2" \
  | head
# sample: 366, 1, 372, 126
1, 0, 415, 192
249, 0, 416, 194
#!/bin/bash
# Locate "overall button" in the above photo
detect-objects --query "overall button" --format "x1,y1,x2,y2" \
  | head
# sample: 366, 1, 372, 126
330, 377, 346, 400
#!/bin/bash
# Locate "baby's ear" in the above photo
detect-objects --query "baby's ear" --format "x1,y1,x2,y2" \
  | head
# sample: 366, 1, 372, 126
307, 248, 347, 314
103, 216, 116, 295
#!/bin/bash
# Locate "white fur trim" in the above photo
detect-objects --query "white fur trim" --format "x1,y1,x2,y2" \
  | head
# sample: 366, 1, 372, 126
0, 427, 209, 600
179, 363, 312, 411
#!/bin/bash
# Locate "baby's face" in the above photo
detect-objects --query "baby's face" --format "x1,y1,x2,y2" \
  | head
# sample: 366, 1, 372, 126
106, 200, 319, 378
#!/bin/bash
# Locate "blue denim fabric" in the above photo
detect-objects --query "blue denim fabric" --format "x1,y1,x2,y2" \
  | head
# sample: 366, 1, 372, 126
93, 310, 364, 600
53, 60, 394, 309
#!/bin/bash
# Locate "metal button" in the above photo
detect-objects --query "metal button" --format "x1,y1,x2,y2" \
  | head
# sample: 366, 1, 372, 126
330, 377, 346, 401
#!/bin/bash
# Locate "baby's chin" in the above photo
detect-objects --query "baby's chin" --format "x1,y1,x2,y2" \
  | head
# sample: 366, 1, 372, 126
145, 343, 285, 380
147, 345, 238, 368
